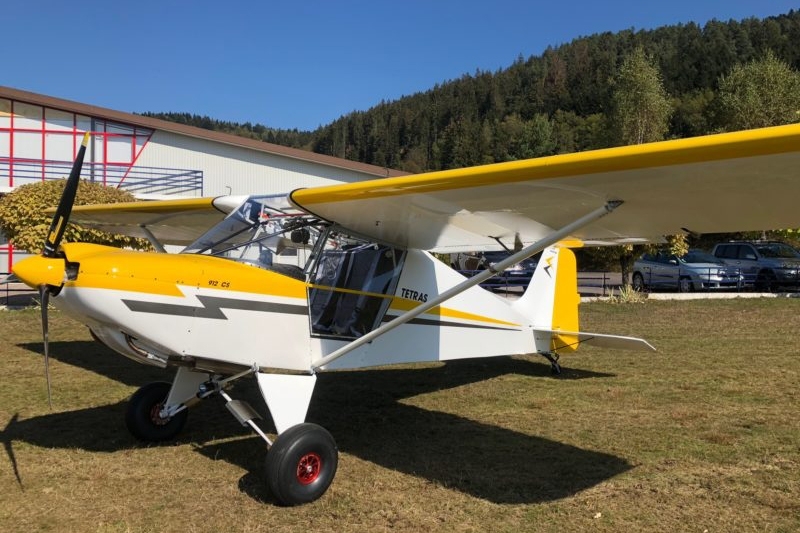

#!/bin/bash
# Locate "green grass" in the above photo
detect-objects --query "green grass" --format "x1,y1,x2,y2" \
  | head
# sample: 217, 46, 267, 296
1, 299, 798, 532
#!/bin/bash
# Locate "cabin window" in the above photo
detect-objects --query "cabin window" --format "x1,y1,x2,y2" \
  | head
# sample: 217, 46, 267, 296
308, 239, 405, 339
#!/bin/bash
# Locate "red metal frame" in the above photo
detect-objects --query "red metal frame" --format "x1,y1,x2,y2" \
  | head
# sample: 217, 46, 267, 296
0, 98, 153, 267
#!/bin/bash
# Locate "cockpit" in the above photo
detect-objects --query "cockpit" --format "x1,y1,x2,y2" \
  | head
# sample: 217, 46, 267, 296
182, 194, 317, 279
182, 195, 407, 339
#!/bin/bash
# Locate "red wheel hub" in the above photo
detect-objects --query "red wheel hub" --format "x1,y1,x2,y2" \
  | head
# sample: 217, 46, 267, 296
296, 452, 322, 485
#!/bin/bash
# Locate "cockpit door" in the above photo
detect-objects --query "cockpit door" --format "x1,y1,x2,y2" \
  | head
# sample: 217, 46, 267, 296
308, 243, 405, 339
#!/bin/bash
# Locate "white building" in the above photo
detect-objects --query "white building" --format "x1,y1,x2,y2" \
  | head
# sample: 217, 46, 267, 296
0, 86, 406, 272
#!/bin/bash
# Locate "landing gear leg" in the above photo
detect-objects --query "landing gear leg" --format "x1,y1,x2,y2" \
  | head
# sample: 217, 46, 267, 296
540, 351, 562, 375
198, 368, 338, 506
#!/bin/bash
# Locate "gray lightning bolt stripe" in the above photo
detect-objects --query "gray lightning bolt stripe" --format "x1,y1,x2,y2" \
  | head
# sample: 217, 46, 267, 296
382, 314, 520, 331
122, 295, 308, 319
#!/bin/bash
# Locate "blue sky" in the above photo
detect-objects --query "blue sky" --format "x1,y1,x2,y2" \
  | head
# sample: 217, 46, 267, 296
3, 1, 798, 131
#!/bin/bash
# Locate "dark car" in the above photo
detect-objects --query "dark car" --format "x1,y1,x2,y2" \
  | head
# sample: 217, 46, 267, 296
711, 241, 800, 290
632, 249, 743, 292
451, 251, 538, 290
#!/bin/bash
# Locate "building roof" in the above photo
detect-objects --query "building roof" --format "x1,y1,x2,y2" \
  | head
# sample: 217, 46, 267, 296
0, 86, 408, 179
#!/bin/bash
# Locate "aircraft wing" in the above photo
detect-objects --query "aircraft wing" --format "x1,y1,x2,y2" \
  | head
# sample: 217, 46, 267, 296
61, 196, 246, 246
290, 124, 800, 252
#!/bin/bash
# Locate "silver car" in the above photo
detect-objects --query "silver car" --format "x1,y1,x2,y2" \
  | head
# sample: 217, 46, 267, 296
632, 250, 743, 292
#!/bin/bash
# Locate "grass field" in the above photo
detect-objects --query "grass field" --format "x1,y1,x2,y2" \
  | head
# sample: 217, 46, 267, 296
1, 299, 798, 532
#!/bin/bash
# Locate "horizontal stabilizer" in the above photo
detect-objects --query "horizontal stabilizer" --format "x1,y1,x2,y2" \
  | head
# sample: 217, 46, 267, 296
534, 329, 656, 352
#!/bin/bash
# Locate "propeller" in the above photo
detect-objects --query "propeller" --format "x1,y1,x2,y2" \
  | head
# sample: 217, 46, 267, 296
44, 132, 90, 258
40, 285, 52, 409
13, 131, 91, 408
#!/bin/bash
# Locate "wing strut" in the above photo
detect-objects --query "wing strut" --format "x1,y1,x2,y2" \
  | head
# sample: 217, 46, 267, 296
310, 200, 622, 372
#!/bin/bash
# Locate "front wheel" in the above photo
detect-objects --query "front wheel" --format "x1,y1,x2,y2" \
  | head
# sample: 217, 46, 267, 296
266, 423, 338, 506
125, 382, 188, 442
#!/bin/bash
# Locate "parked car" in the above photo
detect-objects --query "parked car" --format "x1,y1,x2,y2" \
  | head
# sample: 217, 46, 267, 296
451, 251, 539, 290
632, 249, 743, 292
711, 241, 800, 291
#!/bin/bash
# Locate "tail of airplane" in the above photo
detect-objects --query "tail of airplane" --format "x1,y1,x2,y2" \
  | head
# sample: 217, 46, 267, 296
512, 245, 581, 353
512, 244, 656, 354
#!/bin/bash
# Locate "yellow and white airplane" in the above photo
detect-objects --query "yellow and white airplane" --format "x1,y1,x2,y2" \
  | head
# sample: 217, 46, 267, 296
11, 124, 800, 505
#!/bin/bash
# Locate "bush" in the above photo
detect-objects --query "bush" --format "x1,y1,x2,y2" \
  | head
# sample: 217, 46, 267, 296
0, 180, 151, 253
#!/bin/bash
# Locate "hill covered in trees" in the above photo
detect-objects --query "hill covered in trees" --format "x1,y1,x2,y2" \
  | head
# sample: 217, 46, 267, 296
145, 10, 800, 174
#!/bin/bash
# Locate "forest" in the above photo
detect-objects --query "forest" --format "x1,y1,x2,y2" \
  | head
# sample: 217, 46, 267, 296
143, 10, 800, 174
142, 11, 800, 274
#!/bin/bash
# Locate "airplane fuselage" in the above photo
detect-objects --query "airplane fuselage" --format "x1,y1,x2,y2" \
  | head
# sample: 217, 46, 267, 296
51, 243, 538, 375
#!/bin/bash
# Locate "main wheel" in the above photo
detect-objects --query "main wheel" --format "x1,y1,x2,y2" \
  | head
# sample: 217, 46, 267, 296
125, 382, 188, 442
266, 423, 338, 506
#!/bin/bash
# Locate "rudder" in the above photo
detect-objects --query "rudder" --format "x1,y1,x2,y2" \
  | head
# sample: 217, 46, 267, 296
512, 245, 581, 353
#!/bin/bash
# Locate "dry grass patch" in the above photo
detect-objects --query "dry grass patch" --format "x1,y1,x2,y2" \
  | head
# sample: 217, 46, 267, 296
1, 299, 799, 532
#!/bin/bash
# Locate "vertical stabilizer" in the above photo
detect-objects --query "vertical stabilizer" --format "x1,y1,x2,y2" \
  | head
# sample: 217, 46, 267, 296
512, 245, 581, 352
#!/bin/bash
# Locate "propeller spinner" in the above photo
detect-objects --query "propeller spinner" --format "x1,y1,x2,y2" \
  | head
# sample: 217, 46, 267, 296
11, 131, 91, 408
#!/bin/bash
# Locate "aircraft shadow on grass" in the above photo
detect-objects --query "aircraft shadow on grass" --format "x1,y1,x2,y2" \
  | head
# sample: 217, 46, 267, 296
4, 340, 626, 505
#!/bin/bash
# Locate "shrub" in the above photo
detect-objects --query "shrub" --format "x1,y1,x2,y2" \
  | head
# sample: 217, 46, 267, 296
0, 180, 151, 253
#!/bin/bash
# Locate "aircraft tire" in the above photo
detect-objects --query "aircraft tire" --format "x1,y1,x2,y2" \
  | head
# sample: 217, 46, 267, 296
266, 423, 338, 506
125, 382, 188, 442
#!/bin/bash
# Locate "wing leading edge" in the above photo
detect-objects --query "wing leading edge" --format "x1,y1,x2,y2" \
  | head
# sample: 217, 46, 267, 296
289, 123, 800, 251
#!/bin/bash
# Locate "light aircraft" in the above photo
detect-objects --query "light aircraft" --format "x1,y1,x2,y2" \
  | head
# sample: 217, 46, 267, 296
10, 124, 800, 505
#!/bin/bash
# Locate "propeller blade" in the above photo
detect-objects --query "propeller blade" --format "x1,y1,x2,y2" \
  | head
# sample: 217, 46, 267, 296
0, 273, 19, 284
39, 285, 53, 409
43, 131, 91, 258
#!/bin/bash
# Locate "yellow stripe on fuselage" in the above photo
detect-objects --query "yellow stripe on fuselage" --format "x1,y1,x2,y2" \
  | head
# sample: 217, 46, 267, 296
308, 283, 519, 328
388, 297, 520, 328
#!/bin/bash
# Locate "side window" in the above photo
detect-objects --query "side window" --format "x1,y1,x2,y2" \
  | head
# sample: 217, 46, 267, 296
308, 244, 406, 339
716, 245, 735, 259
739, 245, 757, 260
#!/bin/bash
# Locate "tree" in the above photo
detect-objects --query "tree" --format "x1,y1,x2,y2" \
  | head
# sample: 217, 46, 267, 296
610, 47, 673, 145
715, 50, 800, 130
0, 180, 151, 254
608, 47, 675, 286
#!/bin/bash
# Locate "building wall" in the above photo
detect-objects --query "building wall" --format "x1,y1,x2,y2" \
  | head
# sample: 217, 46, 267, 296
137, 131, 380, 197
0, 93, 387, 272
0, 97, 154, 193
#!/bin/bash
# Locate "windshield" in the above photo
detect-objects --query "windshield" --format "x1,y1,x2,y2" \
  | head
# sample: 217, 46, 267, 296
756, 243, 800, 259
182, 195, 319, 272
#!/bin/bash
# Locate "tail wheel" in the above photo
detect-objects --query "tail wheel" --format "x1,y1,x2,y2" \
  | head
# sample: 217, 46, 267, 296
266, 423, 338, 506
125, 382, 188, 442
